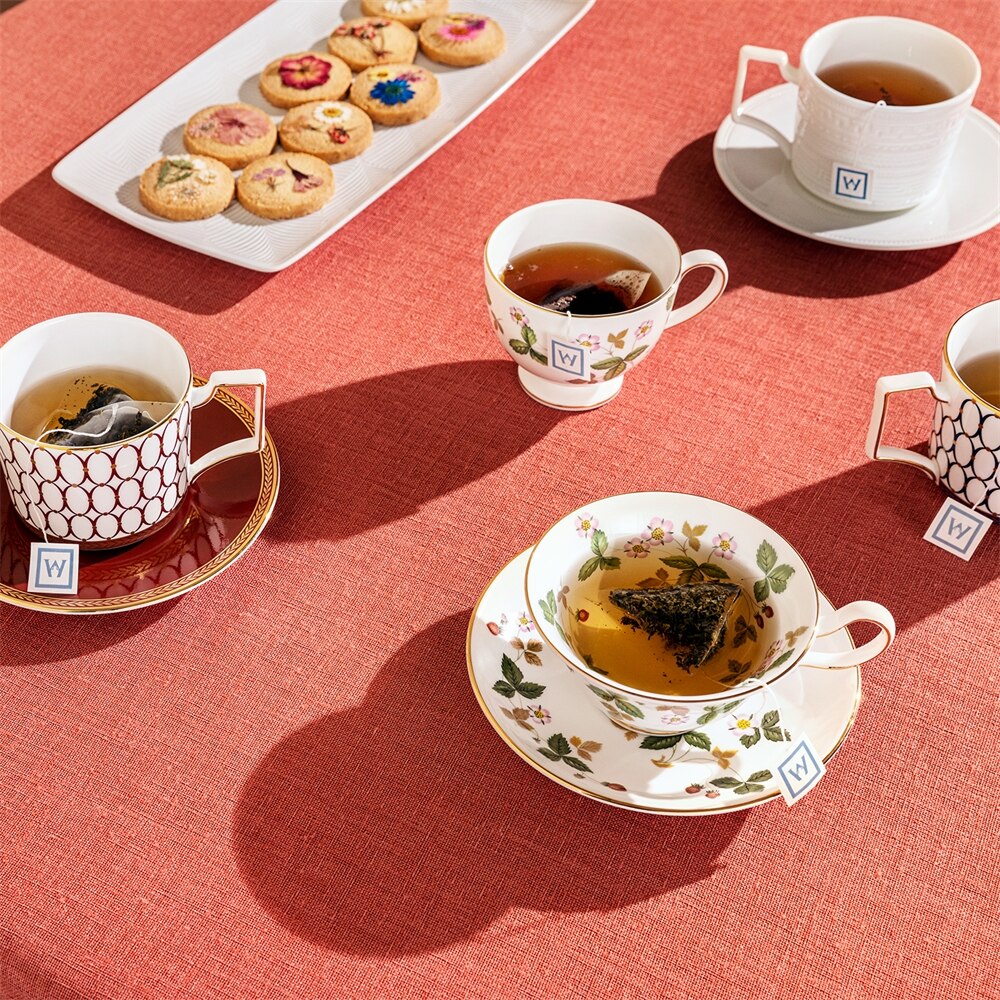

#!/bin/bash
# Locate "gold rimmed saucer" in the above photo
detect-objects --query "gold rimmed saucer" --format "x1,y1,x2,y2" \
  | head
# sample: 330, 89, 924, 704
467, 549, 861, 815
0, 381, 279, 614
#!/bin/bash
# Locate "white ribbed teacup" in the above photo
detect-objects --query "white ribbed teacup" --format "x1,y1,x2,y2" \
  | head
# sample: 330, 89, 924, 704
731, 17, 981, 212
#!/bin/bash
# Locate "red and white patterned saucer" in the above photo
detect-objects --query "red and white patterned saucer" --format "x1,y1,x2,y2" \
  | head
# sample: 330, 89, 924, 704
0, 382, 279, 614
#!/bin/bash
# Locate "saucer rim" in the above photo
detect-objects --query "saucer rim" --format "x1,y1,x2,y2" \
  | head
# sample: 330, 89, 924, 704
0, 377, 280, 614
713, 83, 1000, 251
467, 547, 861, 815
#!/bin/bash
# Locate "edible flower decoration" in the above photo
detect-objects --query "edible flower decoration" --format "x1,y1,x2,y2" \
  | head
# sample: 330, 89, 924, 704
371, 76, 415, 105
252, 166, 286, 189
188, 105, 270, 145
278, 54, 332, 90
437, 15, 487, 42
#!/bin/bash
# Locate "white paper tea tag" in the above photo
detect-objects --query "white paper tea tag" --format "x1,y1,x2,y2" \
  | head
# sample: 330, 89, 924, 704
28, 542, 80, 595
922, 498, 993, 561
775, 733, 826, 806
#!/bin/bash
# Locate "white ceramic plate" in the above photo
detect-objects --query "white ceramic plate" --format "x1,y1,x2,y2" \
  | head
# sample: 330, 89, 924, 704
713, 83, 1000, 251
51, 0, 594, 272
467, 549, 861, 815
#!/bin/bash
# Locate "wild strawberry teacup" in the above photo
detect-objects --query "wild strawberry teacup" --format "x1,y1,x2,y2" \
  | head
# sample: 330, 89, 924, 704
484, 199, 728, 411
0, 312, 266, 549
524, 492, 896, 736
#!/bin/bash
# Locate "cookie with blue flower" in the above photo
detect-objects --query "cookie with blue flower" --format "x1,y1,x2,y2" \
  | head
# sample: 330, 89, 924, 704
350, 63, 440, 126
418, 12, 504, 66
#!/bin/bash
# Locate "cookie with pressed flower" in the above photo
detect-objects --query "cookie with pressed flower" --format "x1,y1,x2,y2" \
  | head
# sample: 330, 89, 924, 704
278, 102, 374, 164
418, 12, 504, 66
139, 155, 234, 221
360, 0, 448, 30
236, 153, 334, 219
327, 16, 417, 71
183, 103, 276, 170
350, 64, 440, 126
259, 51, 352, 108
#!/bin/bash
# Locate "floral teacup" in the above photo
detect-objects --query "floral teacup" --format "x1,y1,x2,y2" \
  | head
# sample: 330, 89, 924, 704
524, 492, 895, 736
484, 200, 728, 411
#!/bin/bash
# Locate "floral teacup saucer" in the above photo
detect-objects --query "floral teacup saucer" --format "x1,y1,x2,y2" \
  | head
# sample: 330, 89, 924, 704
467, 549, 861, 814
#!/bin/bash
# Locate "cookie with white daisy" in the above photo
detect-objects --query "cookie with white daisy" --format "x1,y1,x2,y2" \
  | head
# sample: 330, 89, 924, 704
236, 153, 334, 219
327, 16, 417, 71
278, 102, 374, 163
360, 0, 448, 30
183, 103, 277, 169
259, 51, 352, 109
418, 12, 504, 66
350, 63, 439, 126
139, 155, 234, 221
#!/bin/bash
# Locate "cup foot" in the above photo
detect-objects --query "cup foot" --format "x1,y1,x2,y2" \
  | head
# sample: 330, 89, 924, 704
517, 369, 623, 411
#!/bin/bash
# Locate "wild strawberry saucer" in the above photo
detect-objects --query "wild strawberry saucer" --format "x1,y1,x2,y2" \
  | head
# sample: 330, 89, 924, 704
466, 549, 861, 815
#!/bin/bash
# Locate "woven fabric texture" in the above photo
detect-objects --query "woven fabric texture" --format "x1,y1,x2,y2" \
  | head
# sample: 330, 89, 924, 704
1, 1, 998, 998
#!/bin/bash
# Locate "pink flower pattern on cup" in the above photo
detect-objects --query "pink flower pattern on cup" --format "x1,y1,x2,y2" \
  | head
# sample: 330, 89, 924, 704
643, 517, 674, 545
712, 532, 737, 559
623, 536, 651, 558
574, 514, 598, 538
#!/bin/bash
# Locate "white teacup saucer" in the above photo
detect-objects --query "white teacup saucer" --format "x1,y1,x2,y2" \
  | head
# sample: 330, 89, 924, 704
713, 83, 1000, 251
467, 548, 861, 814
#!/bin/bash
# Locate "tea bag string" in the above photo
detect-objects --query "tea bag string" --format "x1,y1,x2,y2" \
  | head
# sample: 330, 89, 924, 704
848, 98, 887, 164
36, 403, 119, 443
735, 672, 783, 732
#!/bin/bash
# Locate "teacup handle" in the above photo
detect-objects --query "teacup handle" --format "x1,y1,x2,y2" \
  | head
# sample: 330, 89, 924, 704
865, 372, 950, 481
800, 601, 896, 669
188, 369, 267, 481
665, 250, 729, 328
731, 45, 801, 159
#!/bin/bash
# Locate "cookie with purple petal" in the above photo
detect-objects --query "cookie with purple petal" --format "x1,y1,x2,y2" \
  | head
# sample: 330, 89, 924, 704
418, 12, 504, 66
278, 101, 374, 163
360, 0, 448, 30
327, 16, 417, 71
183, 103, 276, 170
259, 51, 352, 109
236, 153, 334, 219
350, 63, 440, 126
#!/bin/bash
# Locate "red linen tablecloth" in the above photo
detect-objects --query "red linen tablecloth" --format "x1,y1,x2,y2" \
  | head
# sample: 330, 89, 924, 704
2, 1, 998, 998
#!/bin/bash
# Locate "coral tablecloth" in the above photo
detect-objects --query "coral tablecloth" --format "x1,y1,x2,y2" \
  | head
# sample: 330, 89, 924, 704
2, 1, 998, 998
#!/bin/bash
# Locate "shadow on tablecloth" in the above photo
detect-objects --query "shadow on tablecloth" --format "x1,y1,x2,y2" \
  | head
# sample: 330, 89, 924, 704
619, 134, 959, 299
265, 359, 566, 543
232, 610, 749, 955
0, 162, 272, 315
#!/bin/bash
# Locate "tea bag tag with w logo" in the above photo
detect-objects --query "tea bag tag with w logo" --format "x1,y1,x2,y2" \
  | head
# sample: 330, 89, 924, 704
28, 542, 80, 595
775, 732, 826, 806
922, 499, 993, 561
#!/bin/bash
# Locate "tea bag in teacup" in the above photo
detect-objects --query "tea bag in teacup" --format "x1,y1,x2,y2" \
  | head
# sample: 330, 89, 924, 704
38, 384, 175, 447
540, 268, 652, 315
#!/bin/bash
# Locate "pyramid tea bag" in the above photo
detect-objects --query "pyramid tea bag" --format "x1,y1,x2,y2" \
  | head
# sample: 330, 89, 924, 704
540, 269, 652, 314
10, 370, 177, 447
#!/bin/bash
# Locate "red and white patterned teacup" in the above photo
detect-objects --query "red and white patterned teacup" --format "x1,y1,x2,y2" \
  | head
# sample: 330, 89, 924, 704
0, 312, 266, 549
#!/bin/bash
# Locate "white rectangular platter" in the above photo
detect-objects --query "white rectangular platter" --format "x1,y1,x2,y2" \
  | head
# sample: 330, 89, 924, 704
52, 0, 594, 272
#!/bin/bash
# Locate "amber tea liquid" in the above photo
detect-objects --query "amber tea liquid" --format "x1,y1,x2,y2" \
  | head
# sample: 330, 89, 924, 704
957, 352, 1000, 407
563, 550, 764, 697
817, 61, 954, 106
10, 367, 175, 442
502, 242, 664, 314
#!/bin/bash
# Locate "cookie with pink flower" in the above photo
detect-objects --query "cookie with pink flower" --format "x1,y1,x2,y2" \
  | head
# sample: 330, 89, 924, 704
184, 103, 276, 170
360, 0, 448, 30
349, 63, 440, 126
236, 153, 334, 220
259, 51, 352, 109
278, 102, 374, 164
418, 12, 504, 66
327, 16, 417, 71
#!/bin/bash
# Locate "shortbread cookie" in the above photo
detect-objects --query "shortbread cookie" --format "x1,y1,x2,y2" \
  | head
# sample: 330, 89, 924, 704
350, 64, 439, 126
183, 103, 276, 170
259, 51, 352, 108
236, 153, 334, 219
360, 0, 448, 30
278, 102, 374, 163
139, 155, 234, 221
418, 12, 504, 66
327, 16, 417, 71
